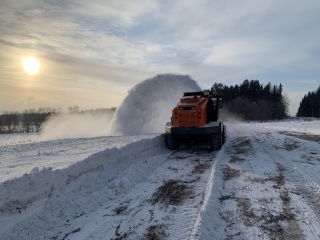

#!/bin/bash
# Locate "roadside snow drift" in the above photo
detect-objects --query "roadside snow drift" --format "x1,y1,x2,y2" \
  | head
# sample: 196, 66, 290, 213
0, 135, 168, 239
111, 74, 201, 135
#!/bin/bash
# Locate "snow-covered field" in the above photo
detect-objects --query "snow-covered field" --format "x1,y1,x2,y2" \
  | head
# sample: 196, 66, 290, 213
0, 119, 320, 239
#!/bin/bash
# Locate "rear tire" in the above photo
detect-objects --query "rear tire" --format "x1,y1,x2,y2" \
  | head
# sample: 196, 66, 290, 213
212, 133, 222, 151
222, 125, 226, 144
165, 133, 180, 150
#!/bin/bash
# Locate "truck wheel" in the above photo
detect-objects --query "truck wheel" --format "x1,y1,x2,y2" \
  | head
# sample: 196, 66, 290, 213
222, 125, 226, 144
165, 133, 180, 150
212, 133, 222, 151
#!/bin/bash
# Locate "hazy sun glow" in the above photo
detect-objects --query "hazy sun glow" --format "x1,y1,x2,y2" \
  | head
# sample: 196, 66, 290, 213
22, 56, 40, 75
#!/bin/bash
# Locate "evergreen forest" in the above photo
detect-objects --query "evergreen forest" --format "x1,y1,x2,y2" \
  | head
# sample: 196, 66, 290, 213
296, 86, 320, 118
212, 79, 289, 121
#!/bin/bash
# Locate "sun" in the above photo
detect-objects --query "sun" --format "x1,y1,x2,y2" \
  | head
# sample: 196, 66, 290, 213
22, 56, 40, 75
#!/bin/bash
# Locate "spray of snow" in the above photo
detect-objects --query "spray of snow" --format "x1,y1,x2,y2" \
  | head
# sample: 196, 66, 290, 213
40, 74, 201, 139
111, 74, 201, 135
219, 107, 244, 124
40, 111, 114, 139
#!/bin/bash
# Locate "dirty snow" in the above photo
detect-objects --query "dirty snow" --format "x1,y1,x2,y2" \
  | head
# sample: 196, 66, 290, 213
0, 119, 320, 239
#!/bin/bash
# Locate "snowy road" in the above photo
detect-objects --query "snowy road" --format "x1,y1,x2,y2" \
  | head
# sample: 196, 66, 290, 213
0, 119, 320, 239
197, 122, 320, 239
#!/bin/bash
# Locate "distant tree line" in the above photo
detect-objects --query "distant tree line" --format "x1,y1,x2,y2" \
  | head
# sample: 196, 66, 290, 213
0, 108, 57, 133
0, 107, 116, 134
212, 79, 289, 121
296, 86, 320, 118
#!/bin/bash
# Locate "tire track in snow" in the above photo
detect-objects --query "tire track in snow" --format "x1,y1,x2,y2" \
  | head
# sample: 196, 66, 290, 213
194, 124, 310, 239
189, 125, 249, 239
252, 127, 320, 240
163, 148, 217, 240
78, 147, 217, 240
189, 153, 218, 239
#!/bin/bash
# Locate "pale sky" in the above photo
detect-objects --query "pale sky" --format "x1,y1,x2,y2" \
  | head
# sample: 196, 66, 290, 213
1, 0, 320, 115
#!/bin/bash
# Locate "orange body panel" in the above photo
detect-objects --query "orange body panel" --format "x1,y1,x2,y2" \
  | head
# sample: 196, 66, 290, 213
171, 94, 212, 127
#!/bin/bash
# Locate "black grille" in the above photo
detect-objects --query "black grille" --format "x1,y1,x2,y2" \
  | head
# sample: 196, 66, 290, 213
179, 106, 196, 111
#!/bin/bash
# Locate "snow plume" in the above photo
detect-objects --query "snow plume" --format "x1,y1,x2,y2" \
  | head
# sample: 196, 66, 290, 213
112, 74, 201, 135
40, 74, 200, 139
40, 110, 114, 139
219, 107, 244, 123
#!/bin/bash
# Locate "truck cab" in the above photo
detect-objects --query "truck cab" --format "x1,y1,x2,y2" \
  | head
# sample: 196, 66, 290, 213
165, 90, 226, 150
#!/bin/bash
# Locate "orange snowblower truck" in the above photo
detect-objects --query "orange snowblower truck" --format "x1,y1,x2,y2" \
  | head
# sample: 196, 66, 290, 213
165, 89, 226, 150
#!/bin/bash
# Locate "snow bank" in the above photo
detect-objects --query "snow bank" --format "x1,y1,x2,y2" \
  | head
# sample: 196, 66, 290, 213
111, 74, 201, 135
0, 135, 165, 218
